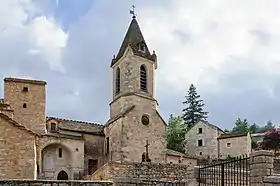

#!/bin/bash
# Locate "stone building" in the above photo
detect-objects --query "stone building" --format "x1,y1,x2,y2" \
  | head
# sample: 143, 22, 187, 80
217, 132, 251, 159
185, 121, 252, 159
0, 15, 196, 180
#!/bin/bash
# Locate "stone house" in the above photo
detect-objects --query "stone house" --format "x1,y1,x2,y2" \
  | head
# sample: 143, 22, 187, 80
0, 113, 39, 179
0, 15, 196, 180
185, 121, 252, 159
217, 132, 251, 159
185, 121, 224, 159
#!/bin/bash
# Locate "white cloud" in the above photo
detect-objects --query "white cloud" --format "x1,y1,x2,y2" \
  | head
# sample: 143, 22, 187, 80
0, 0, 67, 73
27, 16, 68, 72
137, 0, 280, 93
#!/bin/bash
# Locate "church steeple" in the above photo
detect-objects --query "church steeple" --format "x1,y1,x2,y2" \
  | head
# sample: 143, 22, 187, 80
109, 10, 159, 116
111, 16, 156, 67
105, 10, 166, 164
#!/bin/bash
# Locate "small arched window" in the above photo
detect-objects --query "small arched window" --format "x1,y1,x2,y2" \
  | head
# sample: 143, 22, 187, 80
138, 43, 146, 52
140, 65, 147, 91
115, 67, 120, 94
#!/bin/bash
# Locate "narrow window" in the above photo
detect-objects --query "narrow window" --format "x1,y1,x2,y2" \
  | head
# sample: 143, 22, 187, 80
115, 67, 120, 94
199, 152, 203, 155
88, 159, 98, 175
139, 43, 145, 52
23, 103, 27, 108
198, 139, 203, 147
178, 159, 181, 163
22, 87, 28, 92
106, 137, 109, 154
140, 65, 147, 91
198, 128, 203, 133
58, 148, 62, 158
227, 142, 231, 147
50, 123, 56, 132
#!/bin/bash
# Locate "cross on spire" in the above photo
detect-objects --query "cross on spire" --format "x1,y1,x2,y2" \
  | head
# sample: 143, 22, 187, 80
129, 5, 136, 19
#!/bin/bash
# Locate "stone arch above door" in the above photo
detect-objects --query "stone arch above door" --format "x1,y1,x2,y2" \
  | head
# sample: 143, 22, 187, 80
57, 170, 68, 180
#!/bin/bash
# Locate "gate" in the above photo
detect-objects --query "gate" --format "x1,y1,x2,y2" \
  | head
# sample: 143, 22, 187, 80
198, 155, 250, 186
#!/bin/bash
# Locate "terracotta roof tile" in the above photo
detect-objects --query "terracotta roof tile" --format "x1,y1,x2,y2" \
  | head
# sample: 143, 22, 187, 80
4, 77, 46, 85
166, 149, 198, 159
42, 133, 84, 140
218, 132, 248, 140
46, 116, 104, 135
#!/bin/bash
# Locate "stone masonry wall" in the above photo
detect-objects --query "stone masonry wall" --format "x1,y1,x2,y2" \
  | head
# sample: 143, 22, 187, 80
218, 134, 251, 159
120, 106, 166, 163
248, 150, 280, 186
264, 176, 280, 186
104, 118, 123, 162
0, 116, 36, 179
91, 161, 197, 184
4, 78, 46, 134
185, 121, 222, 159
0, 180, 113, 186
250, 150, 274, 185
110, 50, 156, 118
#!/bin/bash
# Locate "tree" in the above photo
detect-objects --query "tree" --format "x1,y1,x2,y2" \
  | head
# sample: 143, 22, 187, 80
166, 114, 186, 153
257, 120, 275, 133
182, 84, 208, 129
249, 123, 259, 133
232, 118, 250, 133
261, 128, 280, 154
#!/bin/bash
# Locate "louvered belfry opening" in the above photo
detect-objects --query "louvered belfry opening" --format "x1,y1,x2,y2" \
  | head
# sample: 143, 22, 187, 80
140, 65, 147, 91
115, 67, 120, 94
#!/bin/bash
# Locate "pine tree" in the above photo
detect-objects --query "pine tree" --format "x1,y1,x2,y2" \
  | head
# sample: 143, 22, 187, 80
182, 84, 208, 129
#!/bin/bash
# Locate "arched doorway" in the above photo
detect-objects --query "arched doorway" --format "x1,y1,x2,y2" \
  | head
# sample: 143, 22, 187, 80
57, 170, 68, 180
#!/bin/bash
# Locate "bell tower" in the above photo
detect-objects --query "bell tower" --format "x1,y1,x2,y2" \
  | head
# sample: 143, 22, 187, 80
109, 14, 158, 118
104, 9, 166, 164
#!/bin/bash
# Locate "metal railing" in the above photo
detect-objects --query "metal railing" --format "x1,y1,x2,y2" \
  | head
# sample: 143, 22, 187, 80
198, 155, 250, 186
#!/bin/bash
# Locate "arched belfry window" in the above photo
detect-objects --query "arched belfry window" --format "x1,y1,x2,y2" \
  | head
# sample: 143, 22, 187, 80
115, 67, 120, 94
138, 42, 146, 53
140, 65, 147, 91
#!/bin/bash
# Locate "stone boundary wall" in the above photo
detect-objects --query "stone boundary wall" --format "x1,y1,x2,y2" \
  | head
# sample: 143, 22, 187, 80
113, 178, 191, 186
0, 180, 113, 186
0, 179, 192, 186
91, 161, 196, 183
263, 176, 280, 186
250, 150, 280, 186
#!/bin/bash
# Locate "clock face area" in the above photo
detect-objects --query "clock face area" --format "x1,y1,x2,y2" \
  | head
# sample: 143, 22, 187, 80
141, 115, 150, 126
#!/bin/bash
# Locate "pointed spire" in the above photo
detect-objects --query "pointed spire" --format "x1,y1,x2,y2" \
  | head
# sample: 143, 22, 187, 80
111, 12, 155, 67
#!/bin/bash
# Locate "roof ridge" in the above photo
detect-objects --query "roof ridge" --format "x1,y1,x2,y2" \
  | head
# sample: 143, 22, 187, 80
4, 77, 46, 85
0, 113, 39, 136
46, 116, 103, 126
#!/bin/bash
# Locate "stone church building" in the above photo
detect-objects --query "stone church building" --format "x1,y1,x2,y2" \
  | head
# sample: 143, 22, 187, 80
0, 16, 197, 180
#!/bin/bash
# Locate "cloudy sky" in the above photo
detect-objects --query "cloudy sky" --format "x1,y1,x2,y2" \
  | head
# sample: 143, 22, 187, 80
1, 0, 280, 130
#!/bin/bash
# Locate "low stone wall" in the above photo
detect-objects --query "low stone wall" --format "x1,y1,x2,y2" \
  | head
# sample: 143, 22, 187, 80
264, 176, 280, 185
0, 180, 113, 186
91, 161, 197, 183
113, 178, 191, 186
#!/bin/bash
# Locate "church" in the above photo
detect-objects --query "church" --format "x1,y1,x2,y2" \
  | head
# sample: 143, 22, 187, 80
0, 14, 197, 180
